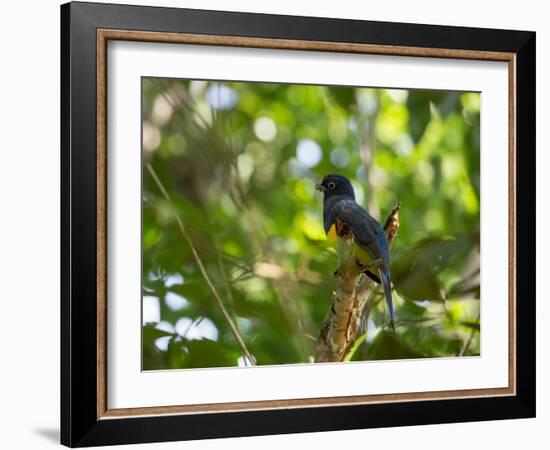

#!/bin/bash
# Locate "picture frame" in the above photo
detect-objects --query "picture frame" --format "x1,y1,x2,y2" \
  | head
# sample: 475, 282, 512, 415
60, 1, 535, 447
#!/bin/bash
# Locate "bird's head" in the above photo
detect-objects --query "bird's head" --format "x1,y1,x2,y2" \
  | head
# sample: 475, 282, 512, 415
316, 174, 355, 200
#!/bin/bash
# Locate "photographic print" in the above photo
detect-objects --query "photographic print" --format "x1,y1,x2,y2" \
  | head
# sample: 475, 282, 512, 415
141, 78, 481, 370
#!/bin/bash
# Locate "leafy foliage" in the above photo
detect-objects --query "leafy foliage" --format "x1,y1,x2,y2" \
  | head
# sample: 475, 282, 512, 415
141, 78, 481, 370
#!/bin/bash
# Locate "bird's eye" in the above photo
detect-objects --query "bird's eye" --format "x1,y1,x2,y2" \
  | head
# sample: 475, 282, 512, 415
327, 181, 336, 190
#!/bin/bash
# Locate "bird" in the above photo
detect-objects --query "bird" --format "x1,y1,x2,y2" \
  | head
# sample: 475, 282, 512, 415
316, 174, 395, 330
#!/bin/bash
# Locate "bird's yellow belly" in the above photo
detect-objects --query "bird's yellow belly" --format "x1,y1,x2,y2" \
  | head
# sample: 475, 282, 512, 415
355, 245, 373, 265
327, 224, 338, 242
326, 224, 373, 265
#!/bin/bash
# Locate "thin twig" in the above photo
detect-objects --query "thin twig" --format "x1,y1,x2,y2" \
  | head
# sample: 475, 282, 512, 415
459, 313, 480, 357
213, 238, 237, 314
180, 316, 205, 340
146, 163, 255, 365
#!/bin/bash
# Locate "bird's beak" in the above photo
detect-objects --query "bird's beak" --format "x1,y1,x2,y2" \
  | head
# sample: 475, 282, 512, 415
315, 183, 326, 192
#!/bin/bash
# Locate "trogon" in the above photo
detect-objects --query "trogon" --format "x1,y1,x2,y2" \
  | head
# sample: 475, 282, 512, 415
316, 174, 395, 330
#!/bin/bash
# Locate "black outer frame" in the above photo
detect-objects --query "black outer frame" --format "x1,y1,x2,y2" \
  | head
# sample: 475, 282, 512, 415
60, 1, 535, 447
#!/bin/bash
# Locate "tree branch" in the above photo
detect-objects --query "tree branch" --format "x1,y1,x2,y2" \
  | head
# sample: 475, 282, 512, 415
315, 203, 400, 362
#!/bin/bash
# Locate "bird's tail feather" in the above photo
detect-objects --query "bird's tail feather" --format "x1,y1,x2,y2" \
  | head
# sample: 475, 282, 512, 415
379, 270, 395, 331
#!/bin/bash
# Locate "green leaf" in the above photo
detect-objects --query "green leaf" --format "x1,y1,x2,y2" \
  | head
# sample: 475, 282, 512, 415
143, 323, 176, 341
366, 331, 425, 360
328, 87, 356, 110
181, 339, 240, 368
344, 332, 368, 362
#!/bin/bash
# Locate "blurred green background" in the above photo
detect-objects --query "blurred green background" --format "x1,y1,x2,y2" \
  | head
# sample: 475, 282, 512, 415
141, 78, 481, 370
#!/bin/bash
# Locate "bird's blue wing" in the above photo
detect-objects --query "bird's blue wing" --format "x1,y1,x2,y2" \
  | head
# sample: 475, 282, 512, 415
329, 198, 390, 268
330, 198, 394, 328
